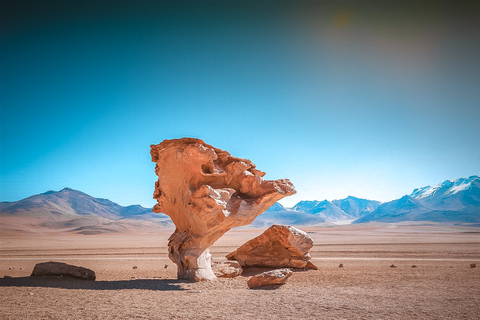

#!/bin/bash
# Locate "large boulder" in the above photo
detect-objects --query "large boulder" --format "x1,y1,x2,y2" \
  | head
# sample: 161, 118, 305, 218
31, 261, 96, 280
151, 138, 296, 281
227, 225, 317, 269
247, 268, 293, 289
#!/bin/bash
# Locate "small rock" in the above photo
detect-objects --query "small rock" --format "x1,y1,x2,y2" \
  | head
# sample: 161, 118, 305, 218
19, 268, 23, 271
8, 267, 14, 270
213, 261, 242, 278
164, 264, 168, 269
28, 292, 34, 296
131, 276, 136, 279
339, 263, 343, 268
471, 263, 476, 268
31, 261, 96, 280
132, 266, 138, 269
412, 265, 417, 268
247, 268, 293, 289
390, 264, 397, 268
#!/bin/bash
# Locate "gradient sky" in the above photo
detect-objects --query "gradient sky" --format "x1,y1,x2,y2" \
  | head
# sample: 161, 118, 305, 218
1, 1, 480, 207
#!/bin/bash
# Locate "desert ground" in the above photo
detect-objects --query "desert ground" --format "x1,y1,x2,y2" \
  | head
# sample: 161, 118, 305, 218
1, 224, 479, 319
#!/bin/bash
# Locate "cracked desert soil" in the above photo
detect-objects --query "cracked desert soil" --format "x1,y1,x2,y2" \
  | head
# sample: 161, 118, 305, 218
1, 224, 479, 319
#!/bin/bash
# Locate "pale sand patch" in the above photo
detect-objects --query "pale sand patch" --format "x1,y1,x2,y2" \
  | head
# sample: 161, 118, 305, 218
1, 224, 479, 319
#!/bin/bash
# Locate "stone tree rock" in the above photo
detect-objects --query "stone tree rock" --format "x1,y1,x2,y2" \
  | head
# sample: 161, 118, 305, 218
150, 138, 296, 281
31, 261, 96, 280
226, 225, 317, 269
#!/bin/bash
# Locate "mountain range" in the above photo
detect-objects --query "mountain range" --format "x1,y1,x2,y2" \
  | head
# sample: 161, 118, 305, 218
251, 196, 381, 228
247, 176, 480, 226
355, 175, 480, 224
1, 176, 479, 233
0, 188, 172, 234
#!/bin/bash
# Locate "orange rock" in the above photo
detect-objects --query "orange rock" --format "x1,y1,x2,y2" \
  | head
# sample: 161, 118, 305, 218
151, 138, 296, 281
226, 225, 317, 270
247, 268, 293, 289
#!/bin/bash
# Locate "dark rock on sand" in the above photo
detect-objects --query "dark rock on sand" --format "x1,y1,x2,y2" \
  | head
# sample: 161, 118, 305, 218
31, 261, 96, 280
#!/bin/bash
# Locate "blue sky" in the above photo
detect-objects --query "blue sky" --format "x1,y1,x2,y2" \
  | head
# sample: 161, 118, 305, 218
1, 1, 479, 207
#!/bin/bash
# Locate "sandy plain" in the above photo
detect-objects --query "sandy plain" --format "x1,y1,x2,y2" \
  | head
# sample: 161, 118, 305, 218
1, 224, 479, 319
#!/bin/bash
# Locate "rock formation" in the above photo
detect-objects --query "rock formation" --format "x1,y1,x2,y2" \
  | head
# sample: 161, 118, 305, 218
31, 261, 96, 280
226, 225, 317, 269
150, 138, 296, 281
247, 268, 293, 289
212, 261, 242, 278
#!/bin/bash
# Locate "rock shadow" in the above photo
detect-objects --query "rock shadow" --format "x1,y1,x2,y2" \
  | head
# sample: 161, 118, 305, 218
248, 284, 285, 290
240, 267, 312, 277
240, 267, 278, 277
0, 276, 186, 291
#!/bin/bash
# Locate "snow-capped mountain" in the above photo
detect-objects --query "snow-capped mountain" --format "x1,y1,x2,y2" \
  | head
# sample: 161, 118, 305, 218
253, 196, 380, 226
331, 196, 381, 218
293, 197, 380, 221
355, 176, 480, 224
251, 202, 326, 228
293, 200, 352, 221
410, 176, 480, 207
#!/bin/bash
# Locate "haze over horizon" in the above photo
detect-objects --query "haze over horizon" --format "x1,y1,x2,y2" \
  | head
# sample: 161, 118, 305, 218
1, 1, 479, 208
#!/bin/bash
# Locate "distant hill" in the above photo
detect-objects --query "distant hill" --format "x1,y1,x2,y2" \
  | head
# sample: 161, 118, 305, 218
293, 197, 380, 222
251, 202, 326, 228
331, 196, 381, 219
0, 188, 172, 234
354, 176, 480, 224
251, 196, 380, 227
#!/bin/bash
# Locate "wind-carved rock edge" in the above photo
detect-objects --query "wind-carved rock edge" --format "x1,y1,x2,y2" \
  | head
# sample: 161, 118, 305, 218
151, 138, 296, 281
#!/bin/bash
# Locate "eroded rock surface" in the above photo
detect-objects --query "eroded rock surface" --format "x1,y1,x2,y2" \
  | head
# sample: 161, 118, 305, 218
247, 268, 293, 289
151, 138, 296, 281
226, 225, 317, 269
31, 261, 96, 280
